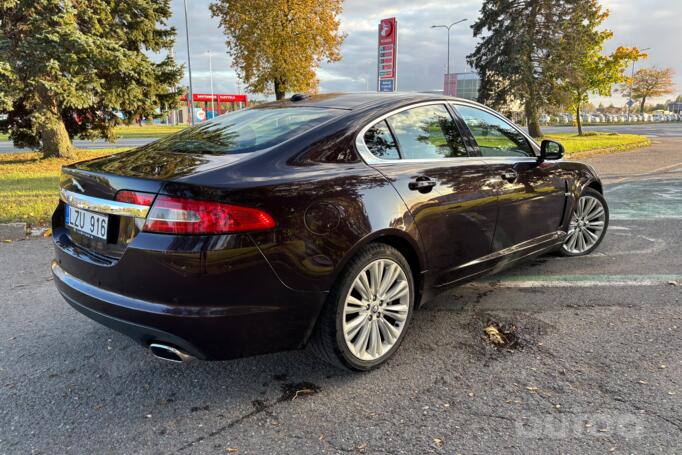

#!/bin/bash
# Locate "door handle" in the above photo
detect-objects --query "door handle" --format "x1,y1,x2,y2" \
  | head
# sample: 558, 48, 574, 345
501, 170, 518, 183
408, 177, 436, 192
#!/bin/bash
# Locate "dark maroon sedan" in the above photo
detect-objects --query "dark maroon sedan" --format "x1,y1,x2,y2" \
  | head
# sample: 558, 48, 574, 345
52, 93, 608, 370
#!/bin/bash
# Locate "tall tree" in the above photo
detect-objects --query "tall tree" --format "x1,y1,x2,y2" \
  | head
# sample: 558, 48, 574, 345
210, 0, 345, 100
468, 0, 619, 137
0, 0, 183, 158
622, 67, 676, 114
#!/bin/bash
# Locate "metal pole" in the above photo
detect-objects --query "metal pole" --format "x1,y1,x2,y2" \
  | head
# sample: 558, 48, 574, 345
209, 52, 215, 120
446, 27, 451, 77
183, 0, 195, 126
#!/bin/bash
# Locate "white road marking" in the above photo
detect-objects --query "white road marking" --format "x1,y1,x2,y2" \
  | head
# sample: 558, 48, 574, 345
466, 275, 681, 289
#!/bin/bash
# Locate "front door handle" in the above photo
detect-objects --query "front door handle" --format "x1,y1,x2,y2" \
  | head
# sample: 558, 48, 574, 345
408, 177, 436, 193
501, 170, 518, 183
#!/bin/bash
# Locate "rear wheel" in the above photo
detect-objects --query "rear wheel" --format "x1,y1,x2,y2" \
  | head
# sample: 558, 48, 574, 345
560, 188, 609, 256
310, 244, 414, 371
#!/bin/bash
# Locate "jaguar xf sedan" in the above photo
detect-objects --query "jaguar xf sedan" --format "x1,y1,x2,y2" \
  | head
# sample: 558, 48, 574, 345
52, 93, 609, 370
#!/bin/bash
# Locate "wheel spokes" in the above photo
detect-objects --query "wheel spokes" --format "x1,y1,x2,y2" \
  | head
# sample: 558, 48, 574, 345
342, 258, 411, 361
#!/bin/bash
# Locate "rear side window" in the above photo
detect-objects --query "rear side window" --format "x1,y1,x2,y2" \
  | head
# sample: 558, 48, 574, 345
139, 107, 339, 155
364, 120, 400, 160
455, 105, 533, 157
386, 105, 468, 159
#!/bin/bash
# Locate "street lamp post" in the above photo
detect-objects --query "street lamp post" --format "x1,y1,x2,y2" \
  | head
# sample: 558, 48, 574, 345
431, 19, 468, 78
183, 0, 195, 125
628, 47, 651, 117
208, 52, 215, 119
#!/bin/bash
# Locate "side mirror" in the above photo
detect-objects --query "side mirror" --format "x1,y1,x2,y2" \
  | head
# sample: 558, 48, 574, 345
540, 140, 564, 162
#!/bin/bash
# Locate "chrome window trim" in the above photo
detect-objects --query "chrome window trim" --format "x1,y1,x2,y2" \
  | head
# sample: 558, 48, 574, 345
355, 101, 481, 165
60, 188, 151, 218
355, 99, 542, 165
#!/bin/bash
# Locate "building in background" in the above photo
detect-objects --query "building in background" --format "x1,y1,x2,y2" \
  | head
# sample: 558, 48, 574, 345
452, 72, 480, 100
443, 72, 480, 100
669, 102, 682, 114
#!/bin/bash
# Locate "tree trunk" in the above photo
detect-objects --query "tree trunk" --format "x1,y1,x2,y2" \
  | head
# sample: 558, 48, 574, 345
274, 78, 286, 101
576, 104, 583, 136
639, 96, 647, 114
36, 87, 74, 159
525, 100, 542, 138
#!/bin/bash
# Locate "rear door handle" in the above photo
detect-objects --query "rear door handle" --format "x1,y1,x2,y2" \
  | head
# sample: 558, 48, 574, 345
408, 177, 436, 192
501, 170, 518, 183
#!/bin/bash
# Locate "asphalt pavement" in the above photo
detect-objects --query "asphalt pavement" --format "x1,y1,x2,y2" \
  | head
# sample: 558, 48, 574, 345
1, 139, 681, 454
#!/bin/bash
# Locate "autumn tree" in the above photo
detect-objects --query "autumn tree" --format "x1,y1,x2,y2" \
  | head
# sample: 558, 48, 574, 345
0, 0, 183, 158
554, 2, 644, 135
468, 0, 623, 137
622, 67, 676, 114
210, 0, 345, 100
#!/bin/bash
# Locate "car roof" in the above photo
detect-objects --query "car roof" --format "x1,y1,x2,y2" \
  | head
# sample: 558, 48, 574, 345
255, 92, 472, 111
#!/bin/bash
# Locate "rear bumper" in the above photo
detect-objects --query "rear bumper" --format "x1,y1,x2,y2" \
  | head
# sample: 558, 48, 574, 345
52, 229, 328, 361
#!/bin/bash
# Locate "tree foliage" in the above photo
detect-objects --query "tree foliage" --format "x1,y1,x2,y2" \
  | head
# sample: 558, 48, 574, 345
0, 0, 183, 157
553, 2, 644, 135
468, 0, 627, 137
622, 67, 676, 114
210, 0, 345, 100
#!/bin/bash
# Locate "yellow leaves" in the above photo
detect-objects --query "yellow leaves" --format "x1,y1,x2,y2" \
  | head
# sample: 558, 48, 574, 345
210, 0, 345, 97
484, 325, 507, 346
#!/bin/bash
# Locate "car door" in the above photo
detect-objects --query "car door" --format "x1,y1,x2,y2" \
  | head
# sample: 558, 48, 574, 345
453, 103, 568, 253
357, 102, 501, 287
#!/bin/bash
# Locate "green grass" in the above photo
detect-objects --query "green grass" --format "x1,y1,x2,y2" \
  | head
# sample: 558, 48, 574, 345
0, 149, 128, 226
0, 124, 186, 141
0, 131, 652, 226
540, 132, 651, 156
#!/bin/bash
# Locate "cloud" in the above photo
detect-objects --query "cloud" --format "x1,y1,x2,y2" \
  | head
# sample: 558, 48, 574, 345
168, 0, 681, 104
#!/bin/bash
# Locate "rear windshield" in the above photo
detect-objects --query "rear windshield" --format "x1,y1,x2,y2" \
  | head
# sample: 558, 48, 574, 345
139, 107, 339, 155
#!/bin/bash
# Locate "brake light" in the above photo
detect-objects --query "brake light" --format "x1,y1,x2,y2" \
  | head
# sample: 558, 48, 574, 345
143, 196, 276, 234
115, 190, 155, 206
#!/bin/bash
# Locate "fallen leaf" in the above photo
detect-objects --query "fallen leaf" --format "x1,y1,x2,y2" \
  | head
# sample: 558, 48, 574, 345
433, 437, 445, 448
2, 240, 12, 243
43, 228, 53, 237
609, 447, 616, 452
355, 442, 368, 453
484, 325, 507, 345
225, 448, 238, 453
638, 380, 648, 385
668, 281, 679, 286
526, 386, 539, 392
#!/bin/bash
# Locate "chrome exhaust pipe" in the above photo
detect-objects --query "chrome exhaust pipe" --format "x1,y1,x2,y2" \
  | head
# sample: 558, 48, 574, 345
149, 343, 195, 363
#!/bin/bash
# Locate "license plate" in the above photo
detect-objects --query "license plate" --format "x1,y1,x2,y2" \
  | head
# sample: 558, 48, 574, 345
65, 205, 109, 240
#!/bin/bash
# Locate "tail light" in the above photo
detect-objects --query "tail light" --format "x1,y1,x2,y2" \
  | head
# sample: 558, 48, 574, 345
142, 196, 276, 234
115, 190, 156, 206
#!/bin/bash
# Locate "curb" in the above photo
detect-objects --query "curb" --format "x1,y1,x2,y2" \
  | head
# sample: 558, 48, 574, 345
0, 222, 27, 241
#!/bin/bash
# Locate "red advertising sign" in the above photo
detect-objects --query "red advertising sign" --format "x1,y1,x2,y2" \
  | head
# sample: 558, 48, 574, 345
377, 17, 397, 91
179, 93, 248, 103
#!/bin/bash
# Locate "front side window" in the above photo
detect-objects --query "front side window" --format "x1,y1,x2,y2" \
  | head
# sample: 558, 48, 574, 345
363, 120, 400, 160
386, 105, 468, 160
455, 105, 534, 157
138, 107, 340, 155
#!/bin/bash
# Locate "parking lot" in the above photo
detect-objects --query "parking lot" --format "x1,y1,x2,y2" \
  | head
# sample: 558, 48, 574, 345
1, 138, 681, 454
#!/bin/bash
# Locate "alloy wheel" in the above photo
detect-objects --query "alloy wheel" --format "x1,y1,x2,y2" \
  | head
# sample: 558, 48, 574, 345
342, 258, 410, 361
562, 194, 606, 254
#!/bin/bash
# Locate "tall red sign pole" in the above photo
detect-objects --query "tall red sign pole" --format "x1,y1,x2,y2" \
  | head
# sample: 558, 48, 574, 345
377, 18, 398, 92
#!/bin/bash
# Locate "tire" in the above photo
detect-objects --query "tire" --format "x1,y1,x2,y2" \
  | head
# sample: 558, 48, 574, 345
559, 187, 609, 257
310, 243, 415, 371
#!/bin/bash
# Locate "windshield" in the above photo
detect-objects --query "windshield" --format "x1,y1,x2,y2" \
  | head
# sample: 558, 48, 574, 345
139, 107, 340, 155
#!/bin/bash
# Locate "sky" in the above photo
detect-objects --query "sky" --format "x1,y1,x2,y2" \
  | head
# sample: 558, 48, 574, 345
168, 0, 682, 106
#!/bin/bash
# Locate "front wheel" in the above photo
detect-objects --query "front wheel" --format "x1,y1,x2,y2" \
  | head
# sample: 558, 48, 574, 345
560, 188, 609, 256
310, 244, 414, 371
